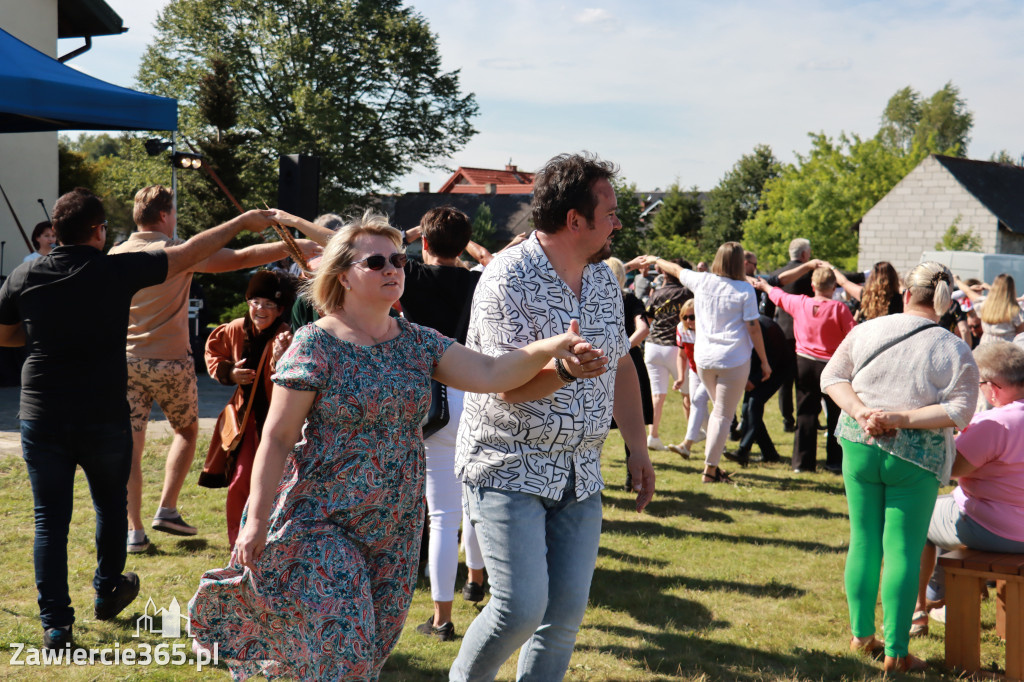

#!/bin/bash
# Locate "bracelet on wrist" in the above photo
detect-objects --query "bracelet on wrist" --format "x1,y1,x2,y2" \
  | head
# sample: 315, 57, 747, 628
555, 358, 577, 383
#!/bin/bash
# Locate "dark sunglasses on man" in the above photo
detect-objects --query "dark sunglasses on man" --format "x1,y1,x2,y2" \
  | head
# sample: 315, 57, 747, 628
352, 253, 408, 271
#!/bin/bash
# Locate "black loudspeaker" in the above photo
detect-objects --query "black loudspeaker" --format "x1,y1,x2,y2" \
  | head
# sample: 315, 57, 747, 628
278, 154, 320, 220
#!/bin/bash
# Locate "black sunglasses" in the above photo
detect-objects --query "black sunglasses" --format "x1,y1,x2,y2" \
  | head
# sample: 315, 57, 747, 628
682, 315, 695, 321
352, 253, 407, 271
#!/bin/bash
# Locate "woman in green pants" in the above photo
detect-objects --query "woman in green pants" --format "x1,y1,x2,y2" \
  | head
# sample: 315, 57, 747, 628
821, 261, 979, 673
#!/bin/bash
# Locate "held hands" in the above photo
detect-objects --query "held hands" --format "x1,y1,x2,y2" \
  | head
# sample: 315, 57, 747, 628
752, 277, 771, 293
864, 411, 907, 436
554, 320, 609, 379
294, 239, 323, 260
231, 359, 256, 386
849, 404, 890, 435
241, 209, 277, 232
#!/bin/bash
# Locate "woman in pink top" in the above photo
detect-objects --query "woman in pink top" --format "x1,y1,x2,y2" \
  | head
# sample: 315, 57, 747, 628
754, 267, 855, 473
913, 341, 1024, 634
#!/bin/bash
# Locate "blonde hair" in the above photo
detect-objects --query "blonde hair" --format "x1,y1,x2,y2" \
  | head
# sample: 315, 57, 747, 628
904, 261, 953, 316
679, 298, 695, 319
974, 341, 1024, 387
711, 242, 745, 280
604, 257, 626, 288
307, 210, 402, 314
811, 267, 836, 293
133, 185, 173, 226
980, 274, 1021, 325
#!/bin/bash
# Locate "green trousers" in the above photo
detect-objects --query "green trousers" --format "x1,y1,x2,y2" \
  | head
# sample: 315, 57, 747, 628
841, 439, 939, 658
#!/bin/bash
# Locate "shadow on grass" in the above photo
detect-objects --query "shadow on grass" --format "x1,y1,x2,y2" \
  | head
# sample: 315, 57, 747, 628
590, 563, 805, 618
575, 630, 878, 682
601, 517, 846, 554
603, 489, 847, 522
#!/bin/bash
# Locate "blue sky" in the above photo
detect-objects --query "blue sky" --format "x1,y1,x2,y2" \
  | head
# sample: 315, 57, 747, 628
60, 0, 1024, 195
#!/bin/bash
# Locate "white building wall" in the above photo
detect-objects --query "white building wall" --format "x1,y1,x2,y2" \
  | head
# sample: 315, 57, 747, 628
858, 156, 999, 276
0, 0, 59, 275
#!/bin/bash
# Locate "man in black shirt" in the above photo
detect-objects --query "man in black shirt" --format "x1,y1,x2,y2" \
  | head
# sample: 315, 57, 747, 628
0, 188, 275, 649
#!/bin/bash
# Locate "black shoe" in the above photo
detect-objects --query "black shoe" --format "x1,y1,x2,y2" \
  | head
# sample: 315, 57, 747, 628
824, 464, 843, 475
462, 581, 485, 603
760, 454, 781, 463
783, 421, 796, 433
723, 450, 749, 468
94, 572, 140, 621
729, 428, 741, 442
415, 616, 455, 641
43, 626, 74, 650
624, 473, 633, 492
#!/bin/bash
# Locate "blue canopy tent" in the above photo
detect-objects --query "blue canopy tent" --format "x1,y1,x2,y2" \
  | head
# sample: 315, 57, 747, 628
0, 26, 176, 132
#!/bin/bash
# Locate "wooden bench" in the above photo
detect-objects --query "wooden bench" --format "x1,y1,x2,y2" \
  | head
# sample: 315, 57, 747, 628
938, 548, 1024, 681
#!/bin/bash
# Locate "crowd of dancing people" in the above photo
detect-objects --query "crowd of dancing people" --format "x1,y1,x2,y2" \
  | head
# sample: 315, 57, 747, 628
2, 151, 1024, 679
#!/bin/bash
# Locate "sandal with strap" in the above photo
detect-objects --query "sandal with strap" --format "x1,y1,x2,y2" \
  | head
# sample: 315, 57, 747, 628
909, 610, 928, 638
702, 467, 735, 484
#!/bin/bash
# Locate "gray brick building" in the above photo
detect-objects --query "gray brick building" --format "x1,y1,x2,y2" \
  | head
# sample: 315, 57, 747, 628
858, 155, 1024, 274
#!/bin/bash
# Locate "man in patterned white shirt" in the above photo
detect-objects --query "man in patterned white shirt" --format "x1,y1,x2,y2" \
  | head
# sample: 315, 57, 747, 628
450, 153, 655, 682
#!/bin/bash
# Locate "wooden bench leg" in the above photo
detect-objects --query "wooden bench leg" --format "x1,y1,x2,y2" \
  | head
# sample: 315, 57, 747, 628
1005, 581, 1024, 682
945, 570, 982, 674
997, 580, 1006, 639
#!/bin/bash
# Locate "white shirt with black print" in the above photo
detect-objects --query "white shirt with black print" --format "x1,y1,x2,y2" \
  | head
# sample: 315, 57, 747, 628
455, 232, 629, 502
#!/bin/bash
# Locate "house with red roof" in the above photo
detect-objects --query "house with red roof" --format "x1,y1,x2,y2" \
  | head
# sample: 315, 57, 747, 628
437, 163, 535, 194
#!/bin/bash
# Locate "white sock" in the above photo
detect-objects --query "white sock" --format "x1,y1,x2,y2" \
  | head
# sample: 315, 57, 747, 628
128, 529, 147, 544
155, 507, 177, 519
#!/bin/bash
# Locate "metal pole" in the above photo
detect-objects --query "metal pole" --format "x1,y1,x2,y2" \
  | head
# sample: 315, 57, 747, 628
171, 131, 178, 240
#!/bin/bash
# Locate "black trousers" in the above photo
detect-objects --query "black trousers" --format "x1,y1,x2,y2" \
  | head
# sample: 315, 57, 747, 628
737, 369, 787, 461
777, 338, 797, 425
793, 355, 842, 471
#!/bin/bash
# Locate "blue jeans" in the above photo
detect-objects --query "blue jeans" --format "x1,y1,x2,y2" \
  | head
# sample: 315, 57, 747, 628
450, 473, 603, 682
21, 419, 132, 629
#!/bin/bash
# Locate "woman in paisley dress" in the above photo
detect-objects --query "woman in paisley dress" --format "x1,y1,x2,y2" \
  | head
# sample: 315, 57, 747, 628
188, 211, 601, 681
821, 261, 978, 674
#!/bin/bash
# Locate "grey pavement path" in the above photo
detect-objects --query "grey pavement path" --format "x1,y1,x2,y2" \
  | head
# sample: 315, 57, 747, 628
0, 374, 237, 457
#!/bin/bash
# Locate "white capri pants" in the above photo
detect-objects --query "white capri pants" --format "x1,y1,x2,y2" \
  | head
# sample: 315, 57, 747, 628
423, 388, 485, 602
644, 342, 679, 395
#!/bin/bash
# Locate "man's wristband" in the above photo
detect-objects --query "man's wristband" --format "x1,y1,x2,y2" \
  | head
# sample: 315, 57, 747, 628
554, 358, 577, 383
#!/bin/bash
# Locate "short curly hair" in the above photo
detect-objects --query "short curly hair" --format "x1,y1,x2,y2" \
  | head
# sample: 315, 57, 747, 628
531, 152, 618, 234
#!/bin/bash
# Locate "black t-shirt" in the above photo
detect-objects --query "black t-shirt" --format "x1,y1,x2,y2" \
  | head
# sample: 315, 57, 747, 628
623, 291, 646, 339
400, 259, 481, 343
0, 245, 168, 423
646, 282, 693, 346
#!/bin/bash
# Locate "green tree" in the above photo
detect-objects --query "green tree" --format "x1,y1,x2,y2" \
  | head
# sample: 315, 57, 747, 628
745, 83, 974, 270
136, 0, 478, 207
935, 215, 982, 251
471, 204, 497, 253
647, 184, 703, 263
610, 179, 644, 261
879, 82, 972, 156
700, 144, 780, 252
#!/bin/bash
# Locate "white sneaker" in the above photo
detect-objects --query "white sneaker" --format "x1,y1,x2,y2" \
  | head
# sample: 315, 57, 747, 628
930, 606, 946, 623
647, 436, 666, 451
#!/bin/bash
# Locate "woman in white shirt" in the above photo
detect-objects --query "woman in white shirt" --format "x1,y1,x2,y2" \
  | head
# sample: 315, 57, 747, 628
648, 242, 769, 483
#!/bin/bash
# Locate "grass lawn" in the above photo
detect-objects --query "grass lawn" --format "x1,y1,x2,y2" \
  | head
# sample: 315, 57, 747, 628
0, 399, 1009, 680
